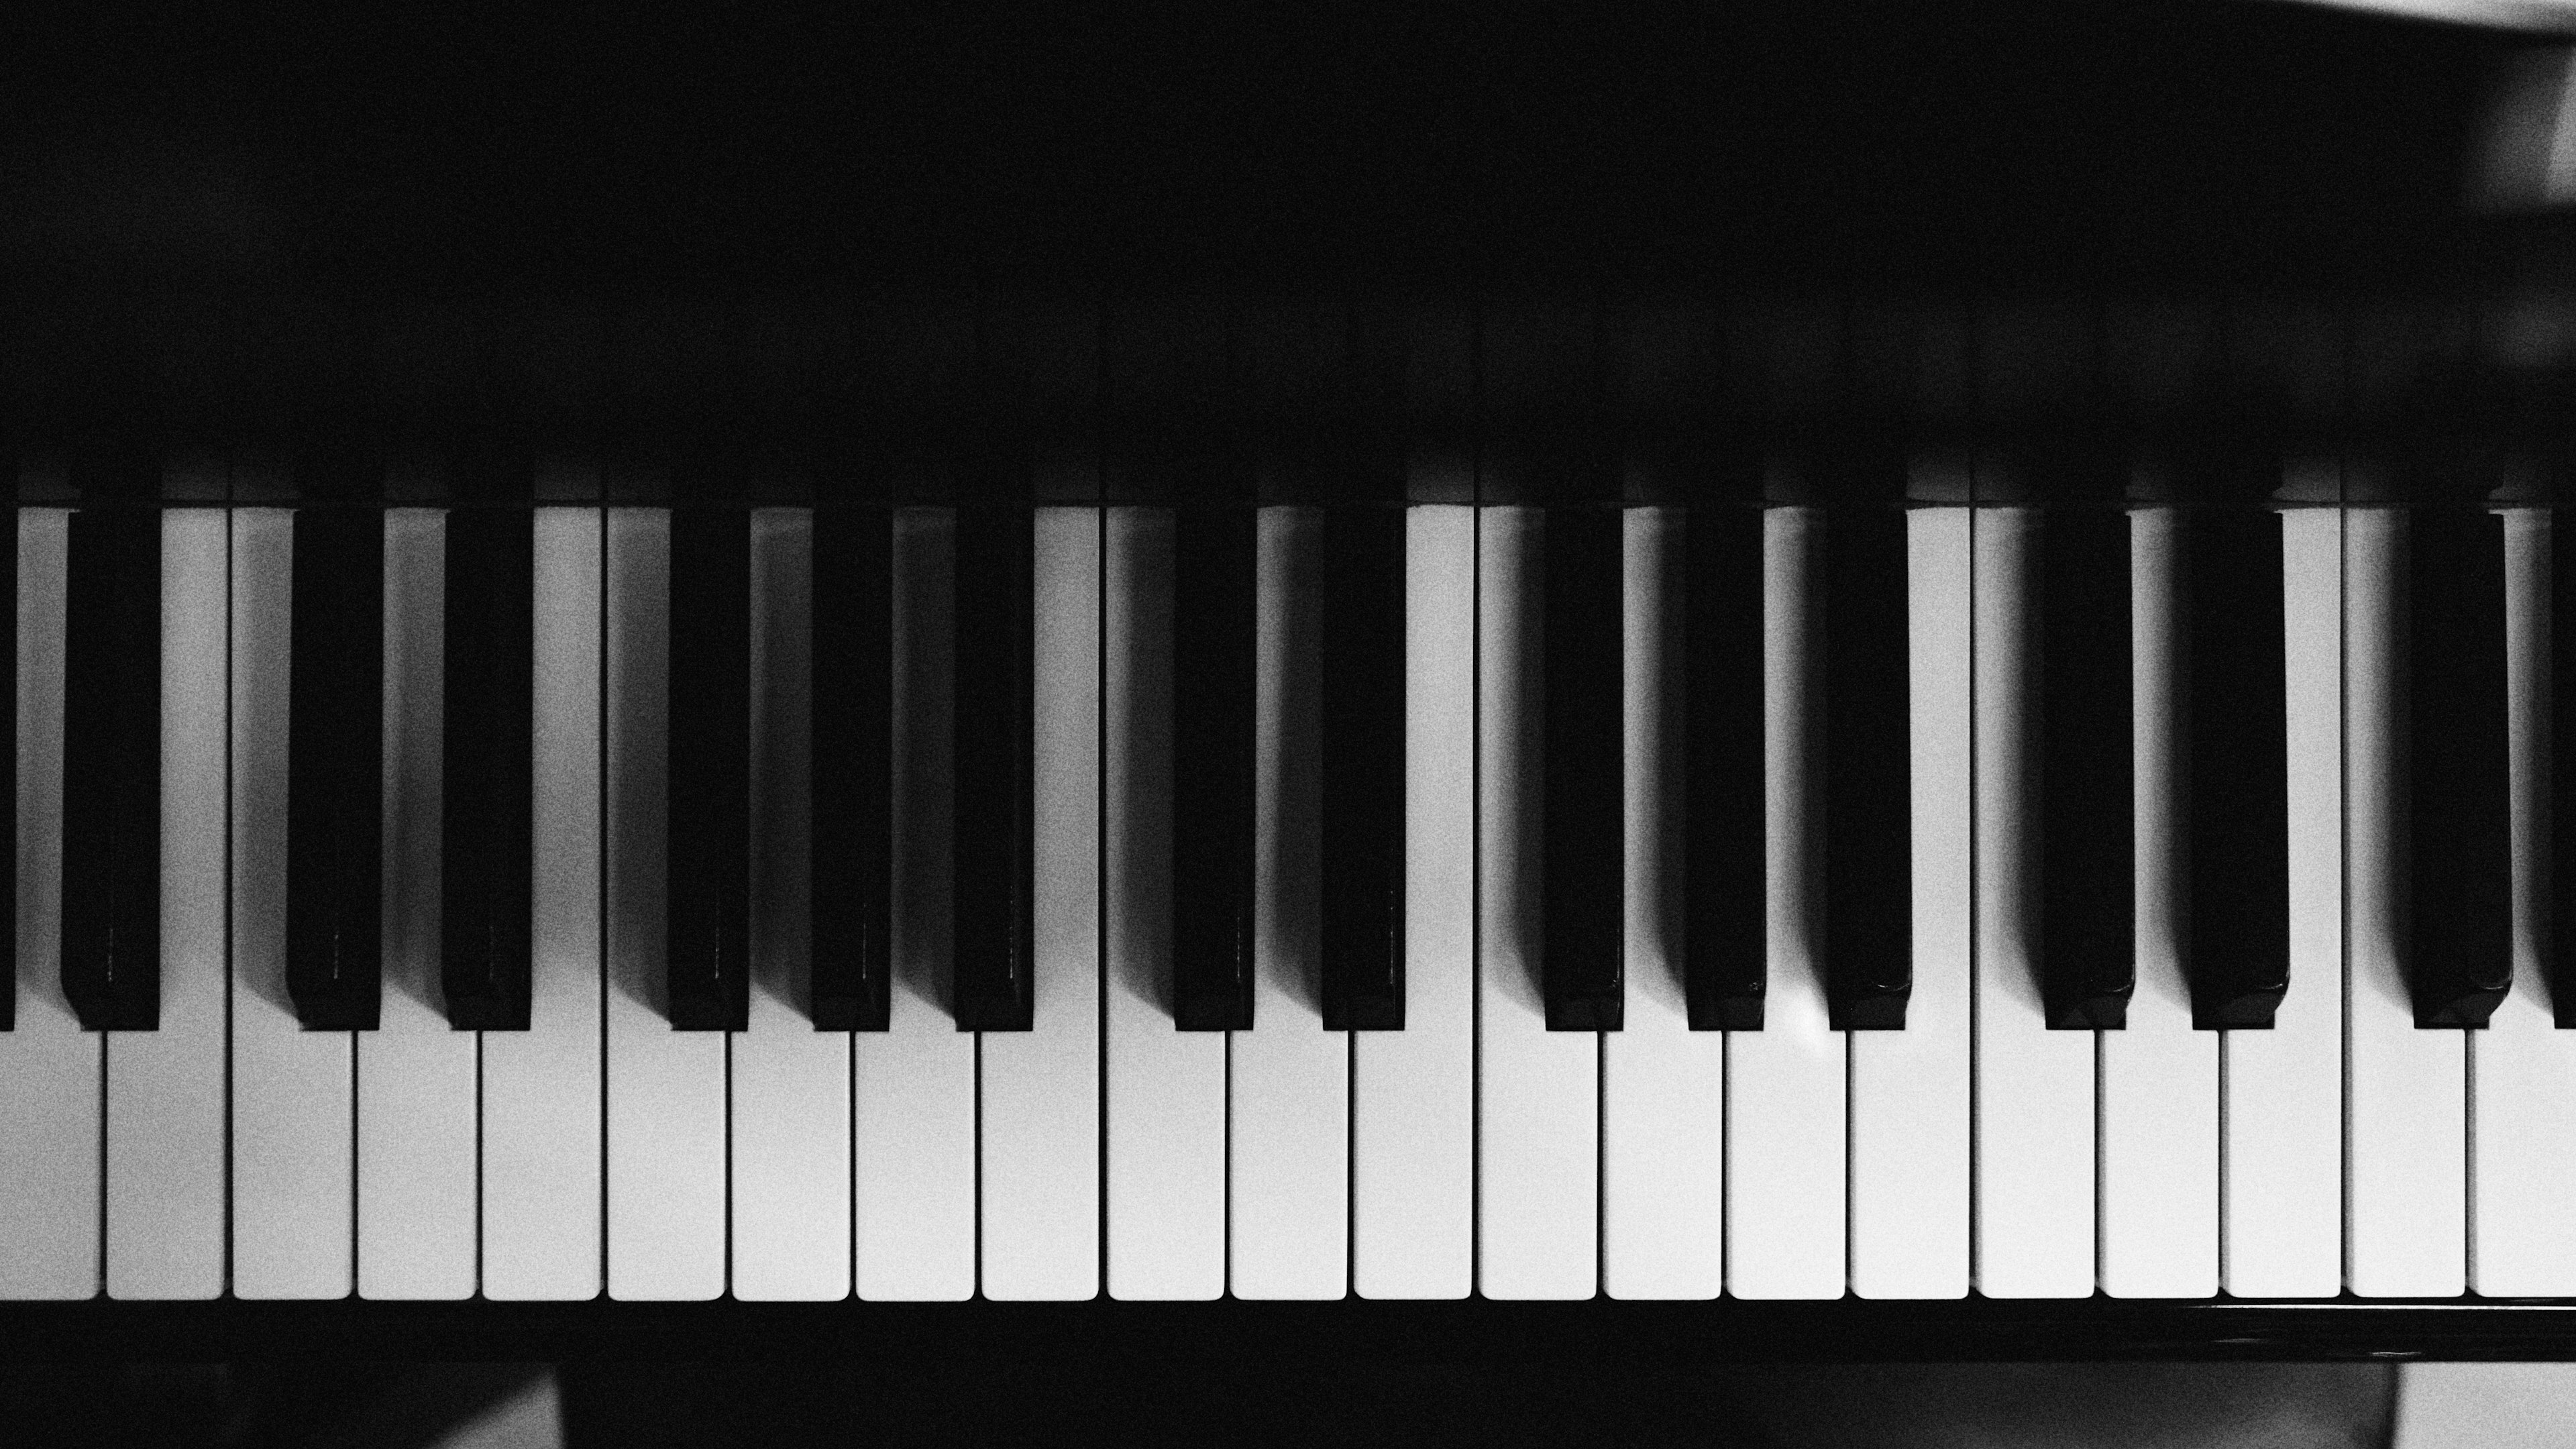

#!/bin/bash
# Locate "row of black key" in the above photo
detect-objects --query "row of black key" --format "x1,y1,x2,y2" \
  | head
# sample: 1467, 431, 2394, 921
19, 498, 2526, 1036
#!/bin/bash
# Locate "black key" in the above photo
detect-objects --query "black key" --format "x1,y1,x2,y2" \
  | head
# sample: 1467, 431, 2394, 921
2556, 503, 2576, 1026
810, 506, 893, 1031
1171, 506, 1256, 1031
1823, 501, 1912, 1030
953, 506, 1035, 1031
1684, 502, 1764, 1030
2184, 506, 2290, 1030
61, 506, 159, 1030
665, 508, 751, 1032
0, 498, 11, 1031
2039, 505, 2135, 1029
2407, 504, 2510, 1028
286, 508, 385, 1031
1543, 506, 1624, 1032
440, 507, 535, 1031
1320, 505, 1405, 1030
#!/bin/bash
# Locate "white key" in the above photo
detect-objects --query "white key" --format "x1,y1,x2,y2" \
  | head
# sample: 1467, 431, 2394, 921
230, 508, 354, 1299
855, 508, 973, 1301
1603, 506, 1721, 1300
1847, 503, 1972, 1299
1228, 506, 1348, 1301
1970, 506, 2094, 1299
1476, 506, 1598, 1300
1725, 505, 1847, 1301
482, 506, 604, 1301
1352, 505, 1474, 1299
603, 508, 724, 1301
2224, 504, 2344, 1298
981, 507, 1102, 1301
730, 509, 851, 1301
356, 510, 476, 1300
2345, 506, 2465, 1297
2470, 508, 2576, 1295
105, 508, 228, 1300
1, 509, 101, 1300
2098, 508, 2218, 1299
1105, 508, 1225, 1300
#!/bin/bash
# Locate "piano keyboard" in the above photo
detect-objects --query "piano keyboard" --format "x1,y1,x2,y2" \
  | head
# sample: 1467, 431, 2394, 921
0, 482, 2558, 1305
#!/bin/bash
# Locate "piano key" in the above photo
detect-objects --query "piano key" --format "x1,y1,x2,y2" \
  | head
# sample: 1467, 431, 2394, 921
105, 508, 227, 1301
2406, 504, 2510, 1026
440, 505, 535, 1031
1602, 506, 1723, 1300
230, 506, 355, 1299
2470, 506, 2576, 1295
2098, 506, 2219, 1299
1970, 505, 2094, 1299
603, 507, 726, 1301
1723, 504, 1847, 1301
2559, 497, 2576, 1023
1228, 506, 1350, 1301
1105, 506, 1226, 1299
855, 507, 974, 1301
952, 505, 1035, 1032
664, 508, 751, 1032
1544, 506, 1625, 1030
1846, 502, 1971, 1300
60, 505, 160, 1029
1476, 505, 1598, 1300
0, 498, 11, 1036
1171, 506, 1256, 1031
2344, 505, 2466, 1298
729, 508, 851, 1301
979, 507, 1103, 1301
1685, 500, 1764, 1030
2222, 502, 2344, 1299
1821, 500, 1912, 1029
1351, 505, 1474, 1299
2185, 506, 2292, 1028
356, 508, 476, 1300
2037, 505, 2135, 1028
0, 508, 103, 1300
809, 506, 892, 1031
1318, 505, 1405, 1030
480, 505, 605, 1301
286, 506, 385, 1030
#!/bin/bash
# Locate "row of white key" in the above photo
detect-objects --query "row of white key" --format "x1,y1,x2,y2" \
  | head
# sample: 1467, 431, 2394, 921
3, 502, 2568, 1298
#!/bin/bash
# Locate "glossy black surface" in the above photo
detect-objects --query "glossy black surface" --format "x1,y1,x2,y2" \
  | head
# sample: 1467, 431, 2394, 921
953, 506, 1035, 1032
664, 508, 751, 1032
286, 507, 384, 1032
440, 506, 534, 1032
1685, 503, 1764, 1030
2408, 504, 2510, 1029
1821, 502, 1911, 1031
2039, 505, 2135, 1030
1319, 506, 1406, 1030
810, 506, 893, 1032
1171, 506, 1256, 1032
1542, 506, 1625, 1032
60, 506, 159, 1031
2183, 506, 2290, 1031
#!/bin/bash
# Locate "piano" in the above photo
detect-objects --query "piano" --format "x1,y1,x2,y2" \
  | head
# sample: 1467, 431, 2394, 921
9, 0, 2576, 1363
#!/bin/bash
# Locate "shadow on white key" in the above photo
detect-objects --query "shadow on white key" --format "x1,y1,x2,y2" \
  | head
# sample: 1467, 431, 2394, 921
604, 508, 724, 1301
2099, 508, 2217, 1299
1972, 507, 2094, 1299
2471, 508, 2576, 1295
857, 508, 973, 1301
1726, 505, 1846, 1301
2224, 501, 2344, 1299
981, 508, 1102, 1301
1847, 502, 1971, 1300
1106, 508, 1225, 1301
230, 508, 354, 1300
357, 510, 476, 1300
2346, 506, 2466, 1297
731, 509, 851, 1301
1477, 506, 1598, 1301
2, 510, 101, 1301
1229, 507, 1348, 1301
106, 508, 228, 1301
1352, 506, 1474, 1299
482, 505, 604, 1301
1604, 506, 1721, 1301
